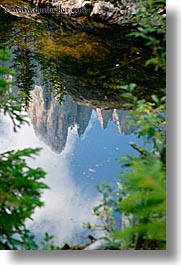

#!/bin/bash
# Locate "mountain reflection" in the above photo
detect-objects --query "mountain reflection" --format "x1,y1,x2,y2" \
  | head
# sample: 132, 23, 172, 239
28, 85, 136, 153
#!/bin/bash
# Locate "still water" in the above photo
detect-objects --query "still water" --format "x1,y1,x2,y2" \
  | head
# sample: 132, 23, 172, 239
0, 98, 141, 246
0, 9, 164, 246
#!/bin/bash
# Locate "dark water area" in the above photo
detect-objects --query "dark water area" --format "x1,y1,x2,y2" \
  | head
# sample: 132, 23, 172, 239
0, 9, 165, 246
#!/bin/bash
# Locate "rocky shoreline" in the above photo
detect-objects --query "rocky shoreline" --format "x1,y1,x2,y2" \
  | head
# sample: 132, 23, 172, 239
0, 0, 139, 25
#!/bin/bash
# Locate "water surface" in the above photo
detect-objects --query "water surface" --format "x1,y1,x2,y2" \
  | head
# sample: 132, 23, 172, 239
0, 9, 165, 246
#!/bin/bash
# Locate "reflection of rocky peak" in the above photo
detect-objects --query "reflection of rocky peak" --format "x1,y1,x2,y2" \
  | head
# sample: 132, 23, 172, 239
28, 85, 92, 153
28, 85, 136, 153
76, 105, 92, 137
112, 109, 136, 135
96, 109, 113, 129
95, 108, 136, 135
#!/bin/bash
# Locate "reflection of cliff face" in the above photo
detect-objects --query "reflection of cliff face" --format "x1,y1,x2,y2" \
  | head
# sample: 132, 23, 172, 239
96, 109, 136, 135
28, 85, 92, 153
28, 86, 136, 153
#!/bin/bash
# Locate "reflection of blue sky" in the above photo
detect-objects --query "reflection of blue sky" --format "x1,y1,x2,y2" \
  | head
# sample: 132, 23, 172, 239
70, 111, 143, 194
0, 112, 142, 246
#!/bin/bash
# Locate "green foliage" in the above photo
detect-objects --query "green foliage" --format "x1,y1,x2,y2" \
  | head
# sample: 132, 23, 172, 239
0, 148, 48, 249
40, 232, 61, 250
123, 0, 166, 70
92, 183, 117, 233
0, 49, 28, 131
121, 84, 166, 157
115, 82, 166, 249
114, 158, 166, 250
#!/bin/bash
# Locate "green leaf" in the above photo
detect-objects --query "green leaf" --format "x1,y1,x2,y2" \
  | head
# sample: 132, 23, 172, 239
151, 95, 159, 104
145, 57, 159, 67
129, 83, 137, 92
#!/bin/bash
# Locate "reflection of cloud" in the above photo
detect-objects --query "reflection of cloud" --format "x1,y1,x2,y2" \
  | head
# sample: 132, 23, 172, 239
30, 181, 101, 246
0, 115, 101, 246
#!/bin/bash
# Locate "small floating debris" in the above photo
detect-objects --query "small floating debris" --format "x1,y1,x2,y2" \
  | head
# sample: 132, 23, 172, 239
88, 168, 96, 173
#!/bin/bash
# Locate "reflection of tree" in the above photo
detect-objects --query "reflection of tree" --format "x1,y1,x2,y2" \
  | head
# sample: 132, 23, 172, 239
0, 13, 64, 108
36, 55, 64, 105
12, 47, 64, 109
12, 47, 36, 109
0, 16, 41, 109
